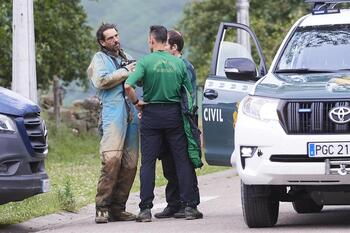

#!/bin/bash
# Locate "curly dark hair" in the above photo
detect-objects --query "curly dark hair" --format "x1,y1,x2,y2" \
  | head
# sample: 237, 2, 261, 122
96, 23, 118, 47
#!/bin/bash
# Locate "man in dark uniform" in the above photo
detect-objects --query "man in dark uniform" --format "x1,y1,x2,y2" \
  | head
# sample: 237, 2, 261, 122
154, 29, 200, 219
125, 25, 203, 222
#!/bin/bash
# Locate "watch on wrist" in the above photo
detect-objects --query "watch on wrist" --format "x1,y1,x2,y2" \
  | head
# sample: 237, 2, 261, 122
133, 99, 139, 105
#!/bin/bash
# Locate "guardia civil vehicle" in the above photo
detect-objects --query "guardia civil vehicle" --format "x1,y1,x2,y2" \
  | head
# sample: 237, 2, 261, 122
202, 0, 350, 228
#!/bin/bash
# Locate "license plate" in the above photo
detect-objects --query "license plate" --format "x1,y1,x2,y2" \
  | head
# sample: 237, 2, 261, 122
308, 142, 350, 157
41, 179, 50, 193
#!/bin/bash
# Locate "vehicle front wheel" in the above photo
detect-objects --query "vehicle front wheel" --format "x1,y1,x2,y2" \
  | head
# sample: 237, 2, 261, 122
292, 198, 323, 213
241, 181, 279, 228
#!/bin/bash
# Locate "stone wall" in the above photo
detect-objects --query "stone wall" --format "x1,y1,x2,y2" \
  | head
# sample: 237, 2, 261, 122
42, 95, 100, 134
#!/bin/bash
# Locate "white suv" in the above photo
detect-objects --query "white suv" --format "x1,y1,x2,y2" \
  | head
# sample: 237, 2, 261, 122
202, 0, 350, 228
233, 1, 350, 228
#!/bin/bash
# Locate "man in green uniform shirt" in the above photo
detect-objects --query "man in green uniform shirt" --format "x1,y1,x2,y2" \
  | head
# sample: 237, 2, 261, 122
154, 29, 200, 219
125, 25, 203, 222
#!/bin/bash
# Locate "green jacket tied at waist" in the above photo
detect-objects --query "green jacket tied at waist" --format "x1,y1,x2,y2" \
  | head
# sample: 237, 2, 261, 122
181, 85, 203, 169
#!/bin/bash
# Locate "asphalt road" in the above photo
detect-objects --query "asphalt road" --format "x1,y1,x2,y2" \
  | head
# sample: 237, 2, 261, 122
3, 169, 350, 233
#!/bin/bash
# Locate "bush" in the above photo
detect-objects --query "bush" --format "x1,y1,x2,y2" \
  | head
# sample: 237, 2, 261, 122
57, 177, 77, 212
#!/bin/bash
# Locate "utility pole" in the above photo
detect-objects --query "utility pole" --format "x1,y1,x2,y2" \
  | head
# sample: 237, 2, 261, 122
12, 0, 38, 103
236, 0, 251, 53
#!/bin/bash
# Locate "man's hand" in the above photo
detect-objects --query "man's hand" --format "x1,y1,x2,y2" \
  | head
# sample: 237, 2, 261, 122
134, 100, 146, 112
125, 83, 143, 114
125, 62, 136, 72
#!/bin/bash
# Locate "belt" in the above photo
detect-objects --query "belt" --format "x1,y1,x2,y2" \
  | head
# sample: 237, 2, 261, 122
144, 102, 180, 108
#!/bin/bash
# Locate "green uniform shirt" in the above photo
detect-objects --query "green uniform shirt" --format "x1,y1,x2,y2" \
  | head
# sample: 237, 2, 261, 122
126, 51, 192, 103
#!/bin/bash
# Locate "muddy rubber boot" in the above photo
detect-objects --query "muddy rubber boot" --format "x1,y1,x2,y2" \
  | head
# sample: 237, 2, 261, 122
95, 210, 109, 224
109, 211, 136, 221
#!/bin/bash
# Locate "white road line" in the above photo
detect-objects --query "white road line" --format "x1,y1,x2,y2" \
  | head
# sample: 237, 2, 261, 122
153, 196, 219, 209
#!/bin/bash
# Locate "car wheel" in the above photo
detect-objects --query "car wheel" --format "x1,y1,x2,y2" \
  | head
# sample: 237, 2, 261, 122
292, 198, 323, 213
241, 181, 279, 228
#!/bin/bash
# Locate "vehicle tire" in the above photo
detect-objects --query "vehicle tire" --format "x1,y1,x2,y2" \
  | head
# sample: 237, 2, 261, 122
241, 181, 279, 228
292, 199, 323, 213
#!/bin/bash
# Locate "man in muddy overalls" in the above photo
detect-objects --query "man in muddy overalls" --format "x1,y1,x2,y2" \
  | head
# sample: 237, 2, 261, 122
87, 23, 138, 224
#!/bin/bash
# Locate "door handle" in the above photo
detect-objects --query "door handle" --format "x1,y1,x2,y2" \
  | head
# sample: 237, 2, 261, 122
203, 89, 218, 100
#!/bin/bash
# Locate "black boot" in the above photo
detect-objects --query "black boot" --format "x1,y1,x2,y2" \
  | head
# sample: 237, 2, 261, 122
136, 209, 152, 222
173, 207, 186, 218
154, 206, 179, 218
185, 207, 203, 220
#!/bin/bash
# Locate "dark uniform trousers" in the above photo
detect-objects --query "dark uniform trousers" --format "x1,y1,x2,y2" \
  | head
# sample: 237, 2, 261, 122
160, 144, 200, 209
139, 103, 200, 210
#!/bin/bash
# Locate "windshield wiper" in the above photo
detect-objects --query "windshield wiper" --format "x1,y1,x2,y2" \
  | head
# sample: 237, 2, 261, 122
275, 68, 335, 74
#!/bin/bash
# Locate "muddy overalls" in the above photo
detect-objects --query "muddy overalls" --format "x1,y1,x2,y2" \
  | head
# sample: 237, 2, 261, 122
87, 51, 139, 215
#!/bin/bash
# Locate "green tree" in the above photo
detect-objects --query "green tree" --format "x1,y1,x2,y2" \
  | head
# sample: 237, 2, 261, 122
0, 2, 12, 88
178, 0, 308, 84
0, 0, 95, 90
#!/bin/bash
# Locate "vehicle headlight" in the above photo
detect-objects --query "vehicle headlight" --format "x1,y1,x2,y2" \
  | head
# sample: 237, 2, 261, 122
241, 96, 279, 121
0, 114, 16, 133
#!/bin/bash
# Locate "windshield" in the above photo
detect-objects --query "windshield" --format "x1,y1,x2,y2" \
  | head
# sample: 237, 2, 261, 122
276, 24, 350, 72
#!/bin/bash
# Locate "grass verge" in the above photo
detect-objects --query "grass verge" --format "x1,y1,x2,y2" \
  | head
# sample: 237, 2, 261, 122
0, 120, 228, 225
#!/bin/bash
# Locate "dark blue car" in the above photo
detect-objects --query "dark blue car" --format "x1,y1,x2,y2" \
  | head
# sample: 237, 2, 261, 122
0, 87, 49, 204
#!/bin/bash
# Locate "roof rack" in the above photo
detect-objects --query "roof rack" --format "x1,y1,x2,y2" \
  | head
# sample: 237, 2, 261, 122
305, 0, 350, 14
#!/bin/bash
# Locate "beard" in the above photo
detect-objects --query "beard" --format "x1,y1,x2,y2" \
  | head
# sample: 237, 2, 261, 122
106, 41, 120, 55
112, 41, 120, 51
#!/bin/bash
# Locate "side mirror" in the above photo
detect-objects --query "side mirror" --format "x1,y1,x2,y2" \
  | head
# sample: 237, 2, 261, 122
224, 58, 257, 81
